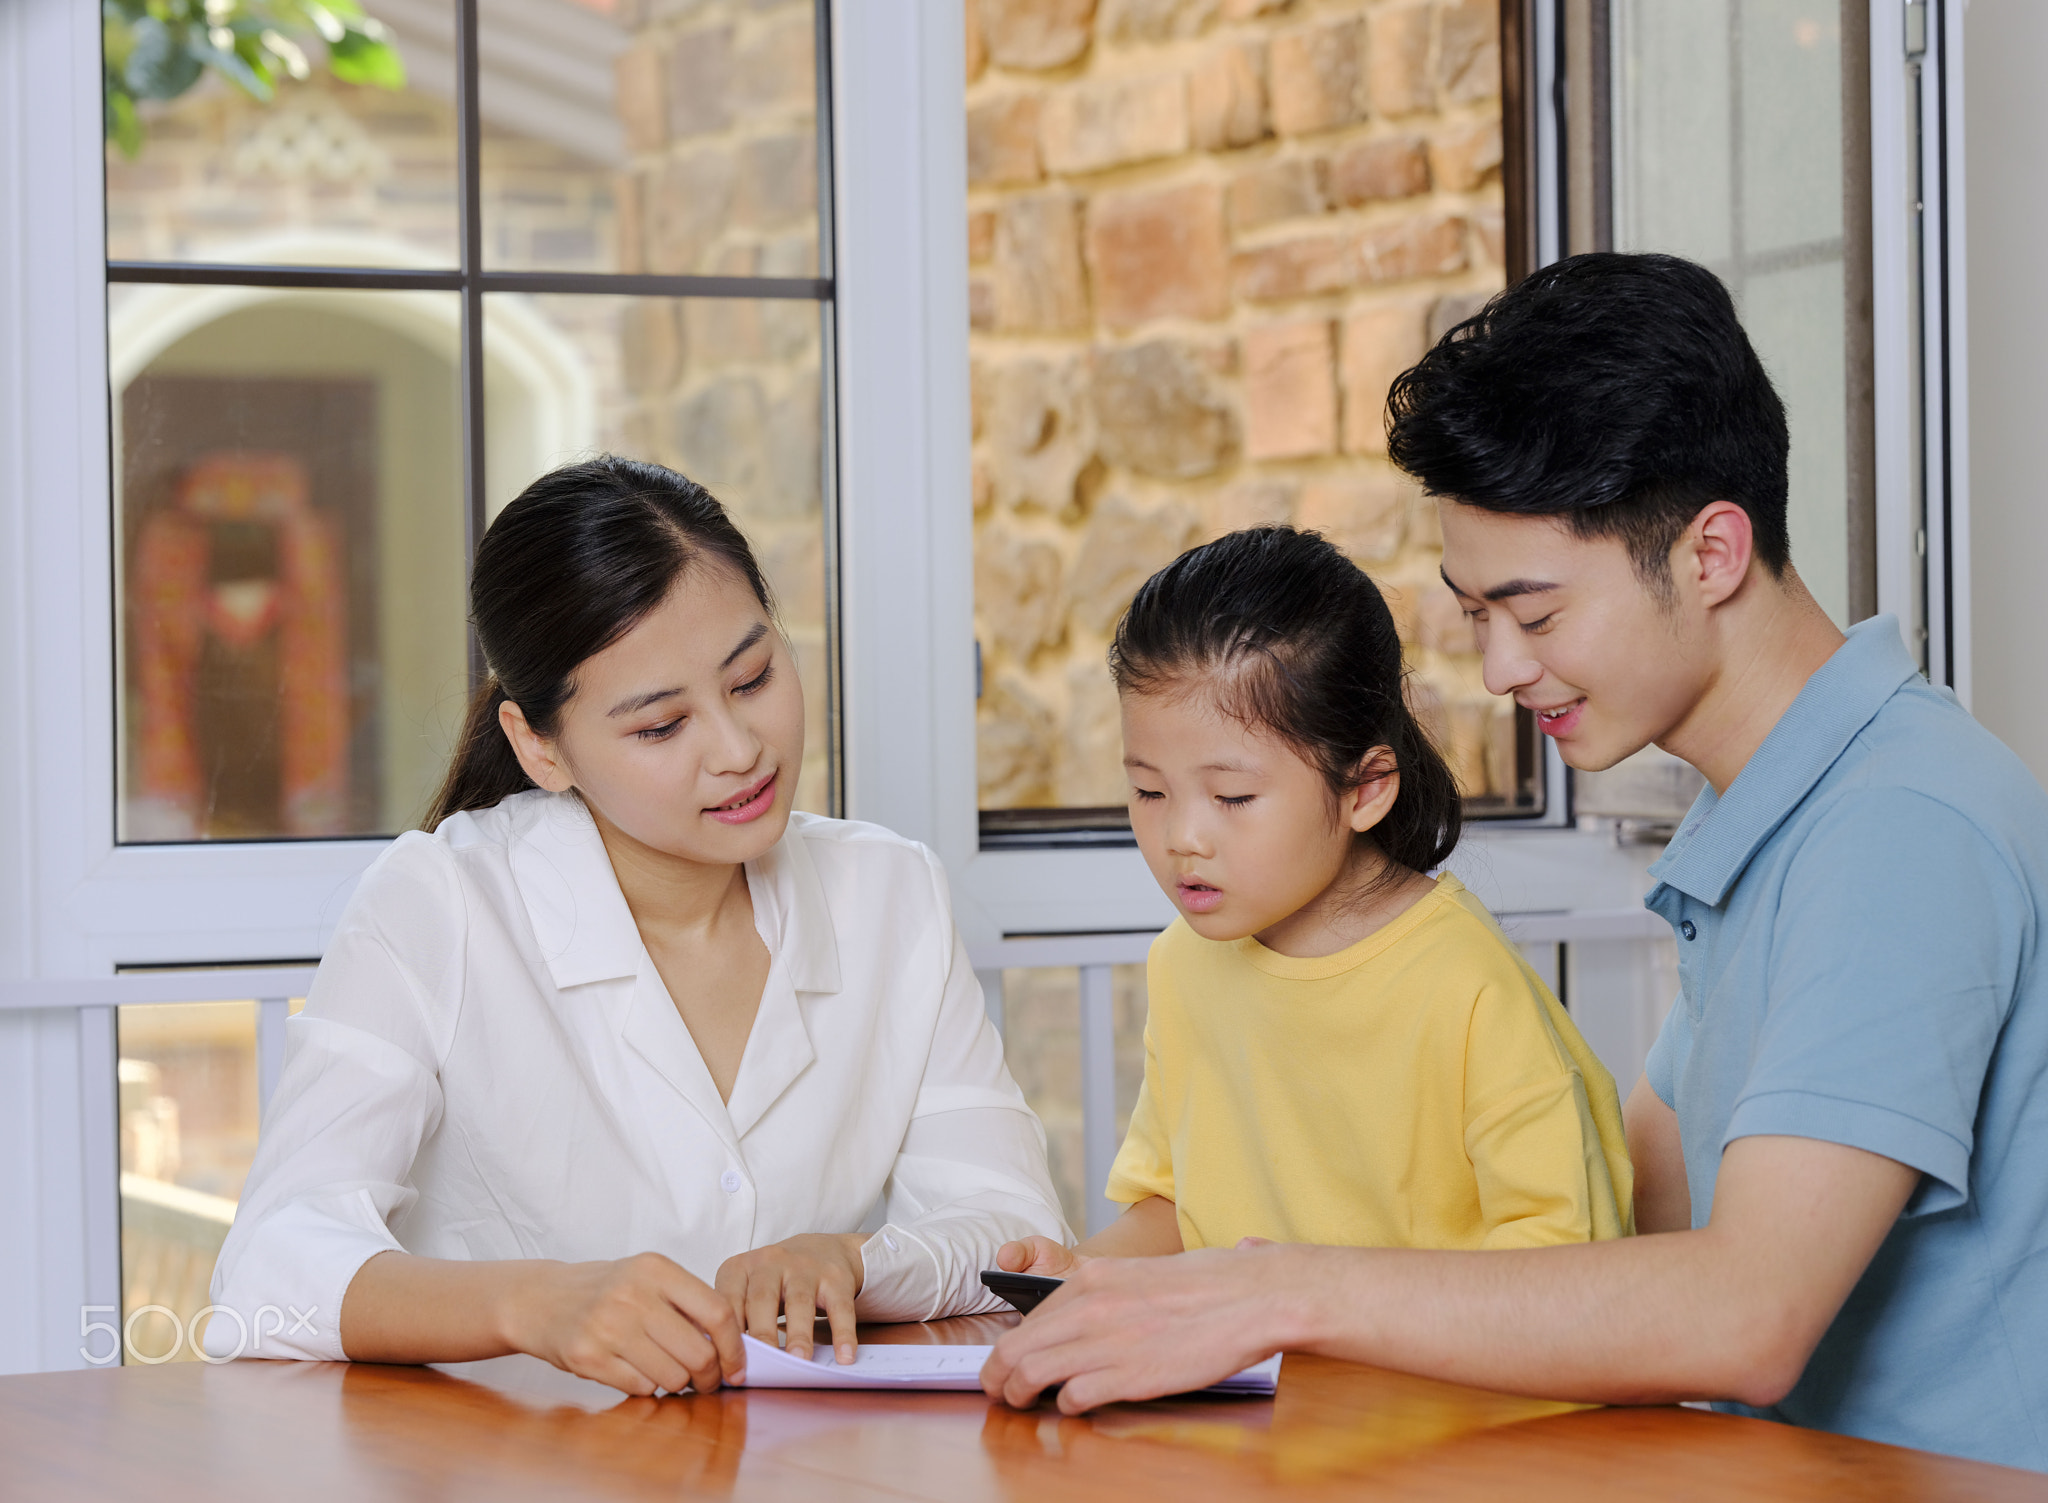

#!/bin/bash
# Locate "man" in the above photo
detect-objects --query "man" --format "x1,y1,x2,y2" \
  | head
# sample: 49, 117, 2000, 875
981, 253, 2048, 1472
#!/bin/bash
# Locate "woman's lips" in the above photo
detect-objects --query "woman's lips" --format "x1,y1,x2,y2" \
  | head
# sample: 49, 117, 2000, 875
707, 771, 777, 825
1533, 699, 1585, 738
1176, 879, 1225, 914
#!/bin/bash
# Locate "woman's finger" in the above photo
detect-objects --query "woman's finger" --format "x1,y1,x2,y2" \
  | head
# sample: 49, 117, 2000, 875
819, 1268, 859, 1364
995, 1239, 1029, 1272
744, 1268, 784, 1348
781, 1271, 822, 1361
616, 1327, 695, 1396
652, 1257, 748, 1381
642, 1302, 723, 1393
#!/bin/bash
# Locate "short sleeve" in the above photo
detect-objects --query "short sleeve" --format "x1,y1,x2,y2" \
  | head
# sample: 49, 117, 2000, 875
1728, 788, 2022, 1215
1644, 992, 1691, 1109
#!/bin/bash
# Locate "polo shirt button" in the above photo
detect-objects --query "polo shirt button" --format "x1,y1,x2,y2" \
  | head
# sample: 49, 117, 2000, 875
1680, 920, 1697, 941
720, 1169, 743, 1194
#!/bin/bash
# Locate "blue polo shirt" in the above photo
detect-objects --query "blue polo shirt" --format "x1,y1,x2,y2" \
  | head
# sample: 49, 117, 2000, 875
1643, 616, 2048, 1471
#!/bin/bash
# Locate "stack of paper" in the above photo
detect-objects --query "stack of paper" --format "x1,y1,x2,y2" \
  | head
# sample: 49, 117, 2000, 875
734, 1334, 1282, 1396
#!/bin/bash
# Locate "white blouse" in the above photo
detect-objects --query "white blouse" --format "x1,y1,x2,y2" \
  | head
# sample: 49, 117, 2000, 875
206, 791, 1069, 1360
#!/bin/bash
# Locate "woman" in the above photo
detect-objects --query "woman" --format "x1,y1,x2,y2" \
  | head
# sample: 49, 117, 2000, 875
207, 457, 1069, 1393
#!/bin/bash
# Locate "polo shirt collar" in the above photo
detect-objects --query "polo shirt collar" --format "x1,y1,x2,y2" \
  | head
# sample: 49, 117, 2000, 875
1648, 616, 1919, 906
508, 791, 843, 995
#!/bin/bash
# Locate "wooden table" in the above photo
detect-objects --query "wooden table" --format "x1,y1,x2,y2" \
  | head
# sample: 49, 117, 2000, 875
2, 1314, 2041, 1501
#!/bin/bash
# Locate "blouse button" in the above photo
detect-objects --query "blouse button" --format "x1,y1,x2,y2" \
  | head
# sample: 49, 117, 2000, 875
1680, 920, 1697, 941
720, 1169, 743, 1194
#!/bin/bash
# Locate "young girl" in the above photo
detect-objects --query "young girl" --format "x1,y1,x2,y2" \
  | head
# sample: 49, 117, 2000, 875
999, 526, 1630, 1273
209, 458, 1067, 1391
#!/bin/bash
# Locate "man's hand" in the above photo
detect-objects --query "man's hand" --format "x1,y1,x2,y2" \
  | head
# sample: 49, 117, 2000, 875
994, 1236, 1089, 1279
715, 1232, 868, 1364
980, 1245, 1304, 1413
500, 1251, 746, 1396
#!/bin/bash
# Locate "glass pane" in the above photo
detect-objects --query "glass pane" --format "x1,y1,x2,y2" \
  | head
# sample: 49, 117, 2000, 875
968, 2, 1537, 826
118, 1001, 259, 1364
1000, 966, 1145, 1233
483, 292, 832, 813
1612, 0, 1852, 623
104, 3, 461, 266
481, 0, 821, 276
115, 288, 468, 842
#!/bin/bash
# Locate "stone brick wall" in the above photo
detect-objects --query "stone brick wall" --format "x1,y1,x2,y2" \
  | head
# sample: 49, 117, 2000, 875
966, 0, 1514, 811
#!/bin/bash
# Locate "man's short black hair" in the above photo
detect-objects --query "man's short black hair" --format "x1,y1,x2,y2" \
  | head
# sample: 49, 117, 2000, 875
1386, 252, 1791, 590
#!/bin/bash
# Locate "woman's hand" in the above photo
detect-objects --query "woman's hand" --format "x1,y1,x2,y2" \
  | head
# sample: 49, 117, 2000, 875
500, 1251, 745, 1396
715, 1232, 868, 1364
994, 1236, 1089, 1279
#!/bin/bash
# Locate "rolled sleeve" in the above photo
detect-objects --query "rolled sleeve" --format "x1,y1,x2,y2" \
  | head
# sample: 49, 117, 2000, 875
1731, 789, 2022, 1214
856, 912, 1070, 1321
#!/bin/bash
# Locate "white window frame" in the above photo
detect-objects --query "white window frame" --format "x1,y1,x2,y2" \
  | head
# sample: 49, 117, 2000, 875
0, 0, 1971, 1370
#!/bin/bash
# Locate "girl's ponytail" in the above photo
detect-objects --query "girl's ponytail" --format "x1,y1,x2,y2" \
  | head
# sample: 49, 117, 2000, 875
420, 679, 534, 833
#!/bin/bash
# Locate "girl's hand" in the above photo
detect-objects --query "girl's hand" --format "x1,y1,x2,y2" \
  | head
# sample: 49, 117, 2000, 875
715, 1232, 868, 1364
502, 1251, 744, 1396
995, 1236, 1088, 1279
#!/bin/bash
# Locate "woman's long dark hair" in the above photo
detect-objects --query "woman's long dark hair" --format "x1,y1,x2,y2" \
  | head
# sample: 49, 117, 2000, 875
421, 456, 774, 831
1108, 526, 1461, 876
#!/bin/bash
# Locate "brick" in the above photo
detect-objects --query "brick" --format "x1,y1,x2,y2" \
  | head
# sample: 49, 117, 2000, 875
1368, 5, 1435, 118
1220, 0, 1288, 14
986, 357, 1096, 511
1416, 577, 1478, 653
1086, 182, 1230, 328
671, 375, 767, 501
995, 190, 1090, 331
731, 9, 816, 117
1243, 319, 1337, 460
1440, 1, 1501, 103
1208, 477, 1296, 535
968, 94, 1043, 187
966, 0, 988, 80
1093, 340, 1237, 478
1341, 300, 1428, 453
1231, 231, 1353, 302
1428, 289, 1491, 342
620, 297, 684, 395
1328, 135, 1430, 205
1296, 471, 1408, 562
1059, 659, 1128, 806
1228, 157, 1324, 233
615, 43, 665, 153
980, 0, 1097, 71
685, 295, 766, 366
1356, 213, 1467, 284
1099, 0, 1220, 42
614, 169, 646, 273
1430, 119, 1502, 191
732, 134, 815, 228
648, 148, 735, 274
969, 276, 996, 329
1040, 74, 1189, 175
1189, 40, 1266, 150
1472, 206, 1505, 266
975, 527, 1067, 660
758, 521, 825, 630
968, 208, 997, 263
977, 671, 1055, 807
973, 458, 995, 511
667, 26, 733, 139
1067, 493, 1200, 633
1270, 20, 1365, 137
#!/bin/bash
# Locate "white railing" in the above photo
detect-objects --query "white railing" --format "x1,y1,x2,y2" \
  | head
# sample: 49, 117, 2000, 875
8, 905, 1667, 1243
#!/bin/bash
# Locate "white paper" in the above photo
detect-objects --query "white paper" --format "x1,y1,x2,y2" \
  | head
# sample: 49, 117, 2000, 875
733, 1334, 1281, 1396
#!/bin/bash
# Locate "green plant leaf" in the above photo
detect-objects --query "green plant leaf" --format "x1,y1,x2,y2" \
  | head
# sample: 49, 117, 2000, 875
327, 30, 404, 89
123, 15, 204, 99
105, 86, 144, 158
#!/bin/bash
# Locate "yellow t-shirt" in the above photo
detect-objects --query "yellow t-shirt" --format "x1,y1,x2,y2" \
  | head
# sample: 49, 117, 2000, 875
1105, 874, 1634, 1251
